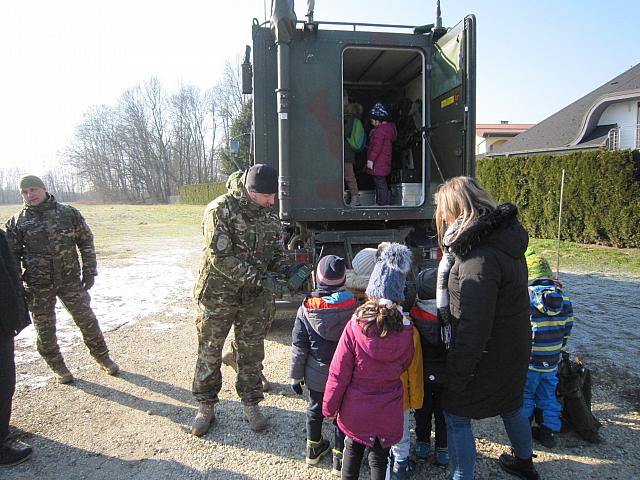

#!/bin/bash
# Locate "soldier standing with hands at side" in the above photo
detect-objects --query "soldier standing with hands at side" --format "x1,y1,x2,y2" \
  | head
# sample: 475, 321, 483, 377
4, 175, 119, 384
191, 164, 310, 436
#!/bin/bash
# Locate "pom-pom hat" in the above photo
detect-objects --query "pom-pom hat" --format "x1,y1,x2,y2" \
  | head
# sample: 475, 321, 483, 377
365, 242, 412, 302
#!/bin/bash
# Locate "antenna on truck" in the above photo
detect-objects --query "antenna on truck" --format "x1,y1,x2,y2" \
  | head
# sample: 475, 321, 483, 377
432, 0, 448, 40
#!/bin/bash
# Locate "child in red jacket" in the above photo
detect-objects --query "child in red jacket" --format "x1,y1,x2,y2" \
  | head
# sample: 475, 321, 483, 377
323, 243, 414, 480
411, 268, 449, 467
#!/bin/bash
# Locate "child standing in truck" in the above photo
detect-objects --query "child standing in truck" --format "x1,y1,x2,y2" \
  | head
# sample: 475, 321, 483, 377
365, 102, 397, 206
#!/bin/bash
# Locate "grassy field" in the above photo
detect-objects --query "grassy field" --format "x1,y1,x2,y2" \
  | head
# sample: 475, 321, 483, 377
0, 203, 203, 259
1, 203, 638, 275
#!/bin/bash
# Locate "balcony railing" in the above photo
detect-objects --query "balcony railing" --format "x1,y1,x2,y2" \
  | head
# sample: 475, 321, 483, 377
607, 123, 640, 150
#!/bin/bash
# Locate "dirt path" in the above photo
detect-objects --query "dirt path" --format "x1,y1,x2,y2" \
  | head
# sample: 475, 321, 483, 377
6, 237, 640, 479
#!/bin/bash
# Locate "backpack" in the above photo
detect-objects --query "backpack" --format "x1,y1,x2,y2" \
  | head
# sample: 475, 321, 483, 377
556, 351, 602, 443
347, 117, 366, 152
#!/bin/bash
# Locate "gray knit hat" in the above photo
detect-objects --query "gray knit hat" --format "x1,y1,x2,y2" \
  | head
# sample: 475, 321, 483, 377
365, 243, 412, 302
352, 248, 377, 277
18, 175, 46, 191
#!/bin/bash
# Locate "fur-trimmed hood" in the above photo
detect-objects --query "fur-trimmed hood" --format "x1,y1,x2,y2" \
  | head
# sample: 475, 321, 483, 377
449, 203, 528, 259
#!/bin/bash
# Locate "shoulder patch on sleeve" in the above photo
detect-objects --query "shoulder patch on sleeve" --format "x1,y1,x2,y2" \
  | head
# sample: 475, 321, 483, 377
214, 233, 231, 253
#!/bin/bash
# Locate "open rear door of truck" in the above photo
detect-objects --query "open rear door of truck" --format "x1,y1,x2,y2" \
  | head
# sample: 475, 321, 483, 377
428, 15, 476, 183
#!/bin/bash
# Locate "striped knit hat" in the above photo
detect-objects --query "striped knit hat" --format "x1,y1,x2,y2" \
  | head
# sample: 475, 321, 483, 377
316, 255, 346, 290
525, 247, 553, 280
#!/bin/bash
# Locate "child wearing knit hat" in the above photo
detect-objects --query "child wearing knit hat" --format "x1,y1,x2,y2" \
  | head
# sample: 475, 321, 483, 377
289, 255, 357, 474
410, 268, 449, 467
323, 243, 419, 479
523, 248, 574, 449
365, 102, 397, 206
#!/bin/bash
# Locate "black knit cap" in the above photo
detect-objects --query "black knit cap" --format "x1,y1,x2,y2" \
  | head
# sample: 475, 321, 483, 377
416, 268, 437, 301
244, 164, 278, 194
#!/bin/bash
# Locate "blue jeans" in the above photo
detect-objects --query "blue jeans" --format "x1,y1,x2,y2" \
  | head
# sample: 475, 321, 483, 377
445, 407, 532, 480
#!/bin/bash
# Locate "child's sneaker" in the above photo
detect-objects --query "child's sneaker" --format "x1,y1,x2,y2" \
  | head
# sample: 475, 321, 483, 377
415, 441, 431, 462
532, 425, 556, 448
392, 458, 415, 479
306, 438, 330, 465
435, 447, 449, 466
331, 449, 342, 476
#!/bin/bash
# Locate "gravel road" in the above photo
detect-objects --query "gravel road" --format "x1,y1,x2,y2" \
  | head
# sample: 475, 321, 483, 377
5, 237, 640, 479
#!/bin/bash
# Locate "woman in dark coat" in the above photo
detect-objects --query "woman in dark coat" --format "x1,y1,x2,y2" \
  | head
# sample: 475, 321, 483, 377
433, 177, 538, 480
0, 228, 32, 466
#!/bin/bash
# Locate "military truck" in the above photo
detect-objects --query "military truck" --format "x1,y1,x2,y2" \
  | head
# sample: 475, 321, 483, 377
242, 1, 476, 273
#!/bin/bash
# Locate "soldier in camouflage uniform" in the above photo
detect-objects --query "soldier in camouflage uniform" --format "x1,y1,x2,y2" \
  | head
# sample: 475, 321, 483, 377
191, 164, 302, 436
4, 175, 118, 384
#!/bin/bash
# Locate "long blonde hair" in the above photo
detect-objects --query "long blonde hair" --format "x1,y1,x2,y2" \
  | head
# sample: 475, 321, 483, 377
434, 176, 498, 246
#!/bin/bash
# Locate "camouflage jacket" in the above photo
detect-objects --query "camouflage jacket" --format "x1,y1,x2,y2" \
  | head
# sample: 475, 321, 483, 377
4, 195, 97, 288
194, 178, 288, 302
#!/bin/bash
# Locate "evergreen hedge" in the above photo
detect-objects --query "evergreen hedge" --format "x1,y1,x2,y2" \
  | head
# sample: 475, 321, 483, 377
179, 182, 227, 205
477, 149, 640, 247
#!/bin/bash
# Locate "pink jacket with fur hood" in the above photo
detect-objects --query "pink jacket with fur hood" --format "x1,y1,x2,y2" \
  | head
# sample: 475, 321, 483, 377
322, 314, 414, 448
365, 121, 397, 177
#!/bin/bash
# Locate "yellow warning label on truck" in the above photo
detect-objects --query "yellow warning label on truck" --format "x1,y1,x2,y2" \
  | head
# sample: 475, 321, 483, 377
441, 95, 455, 108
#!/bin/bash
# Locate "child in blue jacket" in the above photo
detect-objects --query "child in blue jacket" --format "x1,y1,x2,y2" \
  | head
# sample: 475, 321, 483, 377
524, 249, 574, 448
290, 255, 357, 475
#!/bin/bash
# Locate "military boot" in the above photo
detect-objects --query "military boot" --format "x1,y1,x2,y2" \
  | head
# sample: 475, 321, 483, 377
222, 344, 271, 392
243, 404, 267, 432
191, 403, 216, 437
51, 363, 74, 384
45, 357, 74, 384
95, 355, 119, 375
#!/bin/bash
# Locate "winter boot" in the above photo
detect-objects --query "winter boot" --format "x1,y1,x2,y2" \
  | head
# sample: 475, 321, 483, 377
392, 458, 415, 479
243, 404, 267, 432
95, 355, 119, 375
0, 439, 32, 467
331, 449, 343, 476
306, 438, 330, 465
191, 403, 215, 437
222, 343, 271, 392
415, 441, 431, 462
435, 447, 449, 466
499, 451, 540, 480
50, 363, 74, 384
532, 425, 556, 448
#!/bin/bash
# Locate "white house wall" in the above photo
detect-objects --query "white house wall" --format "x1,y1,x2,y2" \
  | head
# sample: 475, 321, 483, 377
598, 101, 638, 149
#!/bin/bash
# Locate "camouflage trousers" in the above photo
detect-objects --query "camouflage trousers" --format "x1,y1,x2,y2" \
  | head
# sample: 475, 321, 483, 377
192, 289, 275, 406
27, 285, 109, 367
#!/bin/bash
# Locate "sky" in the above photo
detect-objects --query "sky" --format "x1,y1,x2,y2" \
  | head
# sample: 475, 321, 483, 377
1, 0, 638, 171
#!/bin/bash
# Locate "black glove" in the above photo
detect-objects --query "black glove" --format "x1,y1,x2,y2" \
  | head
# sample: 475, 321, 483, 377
260, 273, 289, 297
286, 264, 313, 292
82, 273, 95, 291
291, 378, 304, 395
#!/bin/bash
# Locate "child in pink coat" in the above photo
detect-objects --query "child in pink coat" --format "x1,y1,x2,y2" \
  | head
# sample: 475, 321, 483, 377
365, 102, 397, 206
323, 243, 415, 480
